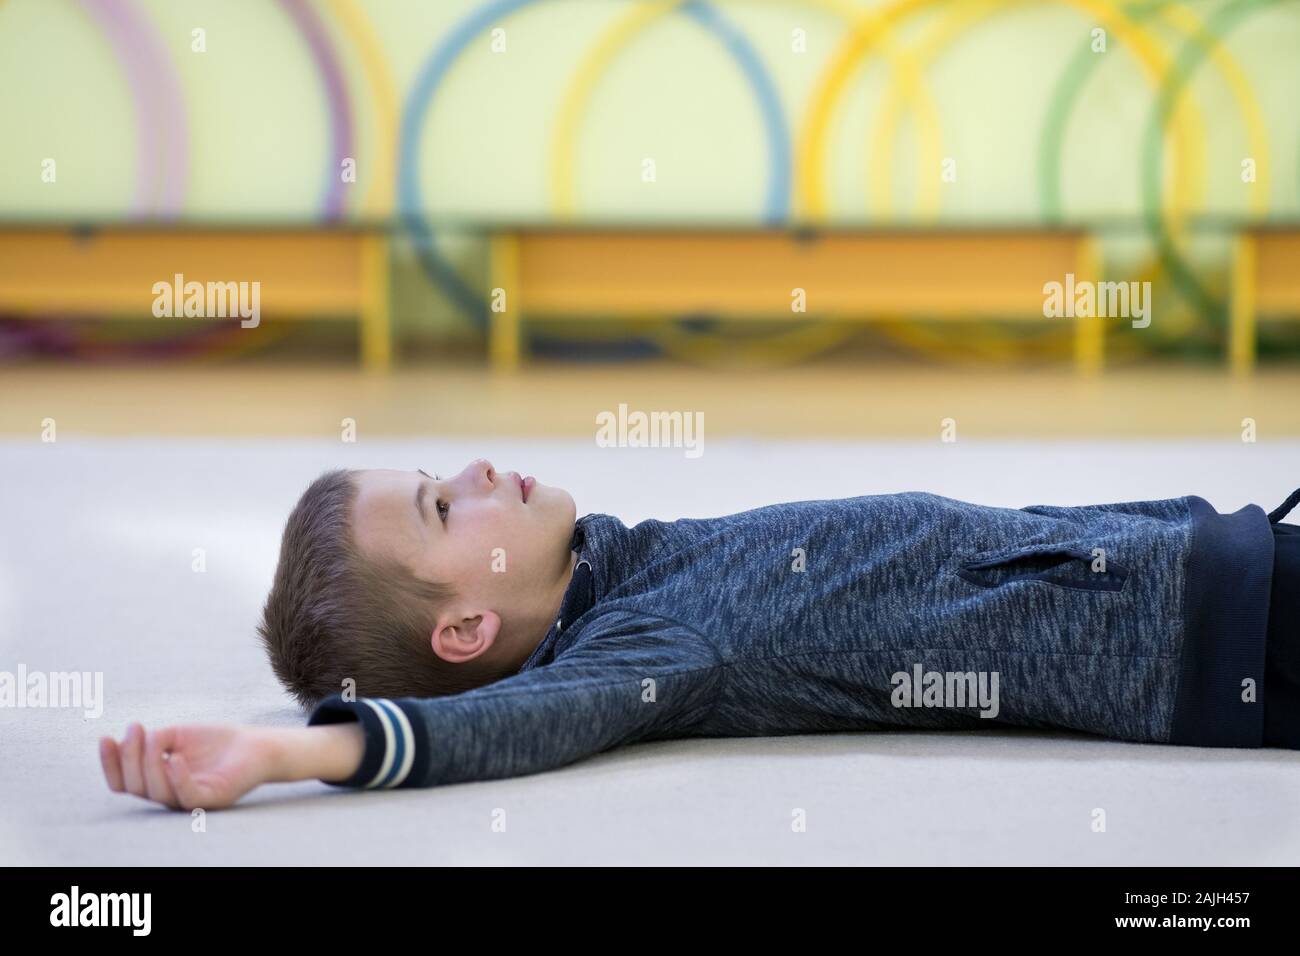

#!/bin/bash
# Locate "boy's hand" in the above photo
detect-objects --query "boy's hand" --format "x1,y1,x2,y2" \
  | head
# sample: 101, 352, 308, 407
100, 721, 366, 810
100, 723, 278, 811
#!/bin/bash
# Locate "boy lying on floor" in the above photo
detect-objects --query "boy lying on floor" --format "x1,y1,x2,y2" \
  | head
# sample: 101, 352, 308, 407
100, 460, 1300, 810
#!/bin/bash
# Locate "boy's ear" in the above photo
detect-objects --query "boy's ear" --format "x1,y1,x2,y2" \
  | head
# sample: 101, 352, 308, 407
431, 610, 501, 664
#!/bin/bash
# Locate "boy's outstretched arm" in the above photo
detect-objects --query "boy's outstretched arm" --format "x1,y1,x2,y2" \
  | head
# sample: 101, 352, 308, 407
100, 609, 720, 808
308, 610, 720, 790
100, 721, 366, 811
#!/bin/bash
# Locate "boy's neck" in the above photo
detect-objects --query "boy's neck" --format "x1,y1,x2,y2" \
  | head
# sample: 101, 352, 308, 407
508, 546, 579, 672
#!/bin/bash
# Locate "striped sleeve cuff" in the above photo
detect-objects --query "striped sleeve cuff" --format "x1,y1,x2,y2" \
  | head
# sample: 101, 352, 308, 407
306, 695, 427, 789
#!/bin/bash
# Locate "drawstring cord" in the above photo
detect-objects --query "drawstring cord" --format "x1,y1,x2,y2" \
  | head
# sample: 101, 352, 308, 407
1268, 486, 1300, 524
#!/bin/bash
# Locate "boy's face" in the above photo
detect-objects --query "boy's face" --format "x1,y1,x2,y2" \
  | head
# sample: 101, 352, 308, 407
350, 460, 577, 664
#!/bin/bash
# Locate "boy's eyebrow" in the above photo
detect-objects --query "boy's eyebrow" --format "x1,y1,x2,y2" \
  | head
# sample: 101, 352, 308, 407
414, 469, 432, 523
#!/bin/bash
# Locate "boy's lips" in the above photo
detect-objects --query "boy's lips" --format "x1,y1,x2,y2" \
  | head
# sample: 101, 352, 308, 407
505, 470, 535, 502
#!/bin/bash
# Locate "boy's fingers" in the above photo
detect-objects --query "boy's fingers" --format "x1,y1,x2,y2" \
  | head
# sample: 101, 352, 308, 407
164, 751, 198, 810
143, 728, 181, 809
121, 723, 147, 797
99, 737, 125, 792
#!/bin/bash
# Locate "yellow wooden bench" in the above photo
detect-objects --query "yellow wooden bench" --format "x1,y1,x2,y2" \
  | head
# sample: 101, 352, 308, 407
1230, 228, 1300, 375
0, 227, 391, 370
487, 228, 1101, 373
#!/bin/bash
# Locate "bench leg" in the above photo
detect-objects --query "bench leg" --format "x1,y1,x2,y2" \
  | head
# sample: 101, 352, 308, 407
1074, 236, 1103, 376
360, 235, 392, 372
1230, 233, 1256, 377
489, 233, 521, 373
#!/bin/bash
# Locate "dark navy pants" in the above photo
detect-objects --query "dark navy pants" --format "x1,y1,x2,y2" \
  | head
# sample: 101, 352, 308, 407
1265, 521, 1300, 747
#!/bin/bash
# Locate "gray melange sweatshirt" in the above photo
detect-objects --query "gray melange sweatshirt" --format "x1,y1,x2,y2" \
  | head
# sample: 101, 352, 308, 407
308, 490, 1277, 789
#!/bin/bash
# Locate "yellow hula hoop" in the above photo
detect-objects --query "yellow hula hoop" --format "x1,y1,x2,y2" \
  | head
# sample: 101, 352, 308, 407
857, 0, 1088, 362
863, 0, 1178, 362
328, 0, 399, 216
866, 0, 1268, 363
861, 1, 1043, 364
551, 0, 941, 219
805, 0, 1207, 364
548, 0, 951, 367
1145, 0, 1269, 310
799, 0, 1208, 224
856, 0, 1268, 251
866, 0, 999, 221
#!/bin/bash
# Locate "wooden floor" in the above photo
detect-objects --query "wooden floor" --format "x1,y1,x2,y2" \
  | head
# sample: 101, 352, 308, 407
2, 358, 1297, 438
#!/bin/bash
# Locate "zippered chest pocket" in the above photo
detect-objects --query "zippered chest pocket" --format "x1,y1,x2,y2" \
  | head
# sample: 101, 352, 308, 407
955, 544, 1128, 593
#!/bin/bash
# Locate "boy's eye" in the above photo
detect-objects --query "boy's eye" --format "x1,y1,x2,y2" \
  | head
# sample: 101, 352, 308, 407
434, 476, 449, 520
418, 469, 447, 521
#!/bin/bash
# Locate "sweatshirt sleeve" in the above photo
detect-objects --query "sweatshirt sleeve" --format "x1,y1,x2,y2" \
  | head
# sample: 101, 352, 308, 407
304, 609, 722, 789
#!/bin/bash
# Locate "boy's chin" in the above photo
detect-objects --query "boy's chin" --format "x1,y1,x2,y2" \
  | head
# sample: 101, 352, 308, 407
533, 482, 575, 516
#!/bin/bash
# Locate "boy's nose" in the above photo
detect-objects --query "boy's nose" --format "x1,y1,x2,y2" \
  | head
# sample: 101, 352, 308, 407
467, 458, 495, 488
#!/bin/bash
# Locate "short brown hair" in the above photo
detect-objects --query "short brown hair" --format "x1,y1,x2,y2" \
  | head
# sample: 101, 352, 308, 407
257, 468, 500, 710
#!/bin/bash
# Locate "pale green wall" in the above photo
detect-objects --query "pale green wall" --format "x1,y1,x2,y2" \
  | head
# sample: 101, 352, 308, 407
2, 0, 1297, 342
